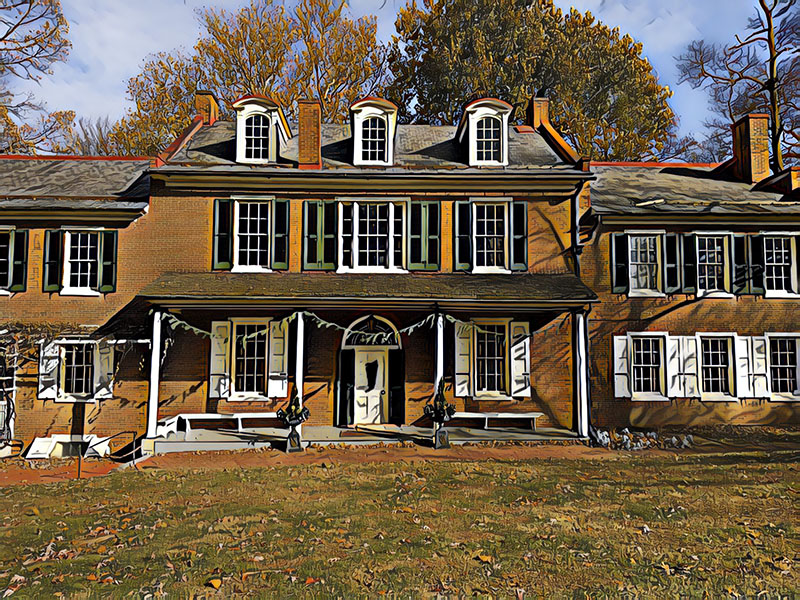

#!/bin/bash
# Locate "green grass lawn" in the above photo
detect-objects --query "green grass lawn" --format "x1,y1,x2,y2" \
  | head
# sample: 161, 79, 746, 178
0, 450, 797, 598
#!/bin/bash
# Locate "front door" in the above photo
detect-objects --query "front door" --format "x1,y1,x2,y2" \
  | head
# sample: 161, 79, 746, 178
354, 348, 388, 425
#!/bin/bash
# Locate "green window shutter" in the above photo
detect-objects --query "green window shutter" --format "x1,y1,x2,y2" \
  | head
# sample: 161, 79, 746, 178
681, 234, 697, 294
454, 200, 472, 271
43, 230, 63, 293
732, 234, 750, 295
663, 233, 681, 294
9, 229, 28, 292
98, 230, 118, 293
212, 199, 233, 270
409, 201, 440, 271
610, 233, 629, 294
271, 199, 289, 270
749, 234, 765, 295
303, 201, 337, 270
510, 201, 528, 271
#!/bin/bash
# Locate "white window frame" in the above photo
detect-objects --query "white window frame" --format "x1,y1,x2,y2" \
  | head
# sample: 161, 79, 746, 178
627, 332, 669, 402
472, 200, 511, 274
231, 197, 274, 273
467, 106, 509, 167
61, 227, 103, 297
761, 232, 800, 298
0, 225, 14, 296
626, 230, 665, 297
472, 318, 511, 400
765, 333, 800, 401
695, 232, 734, 298
352, 105, 395, 167
236, 104, 276, 165
54, 339, 98, 403
337, 198, 408, 273
229, 317, 271, 401
696, 333, 737, 402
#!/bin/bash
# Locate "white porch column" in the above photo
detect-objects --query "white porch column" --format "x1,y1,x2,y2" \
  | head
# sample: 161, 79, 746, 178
295, 312, 305, 436
146, 311, 162, 438
573, 310, 590, 438
434, 313, 445, 392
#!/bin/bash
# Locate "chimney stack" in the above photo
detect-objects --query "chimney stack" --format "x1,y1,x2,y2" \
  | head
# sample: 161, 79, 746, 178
195, 91, 220, 126
732, 113, 770, 183
298, 99, 322, 170
526, 96, 550, 128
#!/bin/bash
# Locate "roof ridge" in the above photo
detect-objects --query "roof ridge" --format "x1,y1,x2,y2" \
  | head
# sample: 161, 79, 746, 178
0, 154, 150, 161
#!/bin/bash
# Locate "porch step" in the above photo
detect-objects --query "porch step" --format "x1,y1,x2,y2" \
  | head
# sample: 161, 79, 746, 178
144, 438, 281, 456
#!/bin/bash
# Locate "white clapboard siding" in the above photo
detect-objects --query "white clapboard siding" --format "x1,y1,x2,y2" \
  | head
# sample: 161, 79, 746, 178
93, 341, 115, 399
38, 340, 60, 399
268, 319, 289, 398
750, 336, 770, 398
208, 321, 231, 399
680, 336, 700, 398
509, 321, 531, 398
613, 336, 630, 398
735, 336, 752, 398
665, 336, 683, 397
454, 322, 472, 397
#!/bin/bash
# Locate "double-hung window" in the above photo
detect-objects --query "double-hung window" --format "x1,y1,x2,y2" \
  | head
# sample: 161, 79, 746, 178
699, 336, 734, 398
631, 336, 664, 397
232, 321, 268, 396
474, 323, 507, 395
697, 235, 728, 293
62, 343, 94, 397
42, 229, 117, 295
244, 113, 270, 162
361, 116, 387, 163
768, 336, 800, 398
0, 228, 28, 293
339, 200, 406, 272
213, 198, 289, 271
235, 201, 271, 271
474, 203, 507, 271
764, 236, 796, 294
453, 199, 527, 273
628, 235, 661, 294
475, 116, 502, 163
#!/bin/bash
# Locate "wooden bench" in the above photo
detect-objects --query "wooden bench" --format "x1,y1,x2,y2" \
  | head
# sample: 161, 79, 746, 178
452, 411, 544, 431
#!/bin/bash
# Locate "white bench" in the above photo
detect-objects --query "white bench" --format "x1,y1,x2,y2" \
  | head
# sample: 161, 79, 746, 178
155, 412, 280, 440
452, 411, 544, 431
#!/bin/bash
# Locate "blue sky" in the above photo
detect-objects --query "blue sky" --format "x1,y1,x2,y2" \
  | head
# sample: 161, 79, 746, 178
14, 0, 757, 139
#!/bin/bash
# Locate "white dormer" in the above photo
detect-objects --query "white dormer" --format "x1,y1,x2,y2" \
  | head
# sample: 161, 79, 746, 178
232, 95, 292, 165
350, 97, 398, 167
457, 98, 512, 167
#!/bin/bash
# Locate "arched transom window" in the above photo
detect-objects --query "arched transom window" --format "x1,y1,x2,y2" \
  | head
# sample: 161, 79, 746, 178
342, 316, 401, 348
361, 116, 387, 163
244, 113, 270, 161
476, 116, 502, 163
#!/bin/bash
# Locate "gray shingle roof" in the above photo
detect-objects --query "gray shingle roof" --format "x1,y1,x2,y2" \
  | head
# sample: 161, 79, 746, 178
590, 165, 799, 216
168, 121, 568, 171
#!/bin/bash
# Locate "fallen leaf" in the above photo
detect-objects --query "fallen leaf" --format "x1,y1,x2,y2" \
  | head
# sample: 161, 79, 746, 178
206, 577, 222, 590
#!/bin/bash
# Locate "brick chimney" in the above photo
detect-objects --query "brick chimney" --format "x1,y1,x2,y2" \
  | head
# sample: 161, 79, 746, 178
298, 99, 322, 170
526, 96, 550, 128
195, 91, 219, 126
732, 113, 770, 183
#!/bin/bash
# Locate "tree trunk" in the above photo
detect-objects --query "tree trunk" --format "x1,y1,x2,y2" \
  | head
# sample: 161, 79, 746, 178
761, 0, 784, 173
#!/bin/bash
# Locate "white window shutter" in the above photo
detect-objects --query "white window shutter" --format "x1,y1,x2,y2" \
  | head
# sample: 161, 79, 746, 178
665, 336, 683, 397
750, 336, 769, 397
268, 319, 288, 398
613, 336, 630, 398
38, 340, 60, 399
454, 322, 472, 397
735, 336, 752, 398
509, 321, 531, 398
681, 336, 700, 398
209, 321, 231, 399
93, 341, 115, 399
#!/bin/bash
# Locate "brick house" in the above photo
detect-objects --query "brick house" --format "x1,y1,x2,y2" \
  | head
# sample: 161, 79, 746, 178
0, 94, 797, 458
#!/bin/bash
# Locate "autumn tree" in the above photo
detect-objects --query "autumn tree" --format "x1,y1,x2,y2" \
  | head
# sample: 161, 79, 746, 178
387, 0, 679, 161
0, 0, 73, 154
103, 0, 388, 157
677, 0, 798, 170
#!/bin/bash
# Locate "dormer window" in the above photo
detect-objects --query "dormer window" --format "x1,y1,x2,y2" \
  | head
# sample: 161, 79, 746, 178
233, 95, 292, 165
456, 98, 512, 167
351, 98, 397, 167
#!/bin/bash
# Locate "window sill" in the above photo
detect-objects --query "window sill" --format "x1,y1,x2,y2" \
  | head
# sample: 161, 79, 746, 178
337, 267, 409, 274
60, 288, 101, 297
0, 289, 10, 296
764, 291, 800, 299
471, 267, 511, 275
700, 394, 738, 402
227, 393, 271, 402
769, 393, 800, 402
354, 159, 392, 167
473, 393, 515, 401
231, 266, 273, 274
54, 395, 96, 404
696, 291, 735, 299
631, 394, 670, 402
628, 290, 666, 298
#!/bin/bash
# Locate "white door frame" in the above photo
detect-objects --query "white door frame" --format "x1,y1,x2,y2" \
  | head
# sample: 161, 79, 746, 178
353, 346, 390, 425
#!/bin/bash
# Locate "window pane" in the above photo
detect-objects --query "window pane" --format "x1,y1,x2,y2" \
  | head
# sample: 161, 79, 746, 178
629, 235, 659, 291
0, 232, 10, 289
697, 236, 726, 291
632, 337, 662, 394
356, 202, 395, 268
245, 114, 269, 161
770, 338, 798, 394
701, 338, 730, 394
63, 343, 94, 396
475, 324, 506, 393
476, 116, 501, 162
234, 324, 267, 393
69, 232, 99, 290
764, 236, 793, 292
237, 202, 270, 268
361, 117, 387, 162
474, 203, 506, 268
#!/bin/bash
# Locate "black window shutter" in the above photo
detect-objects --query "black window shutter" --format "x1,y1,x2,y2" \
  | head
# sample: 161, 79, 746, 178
454, 200, 472, 271
510, 201, 528, 271
304, 201, 337, 270
43, 230, 63, 293
663, 233, 680, 294
426, 201, 440, 270
610, 233, 629, 294
681, 234, 697, 294
212, 199, 233, 270
749, 234, 765, 294
409, 201, 440, 271
272, 199, 289, 270
98, 230, 118, 293
9, 230, 28, 292
732, 234, 750, 295
303, 200, 319, 269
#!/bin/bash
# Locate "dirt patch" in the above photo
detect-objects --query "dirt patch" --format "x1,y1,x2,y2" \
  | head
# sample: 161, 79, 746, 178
0, 457, 118, 487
